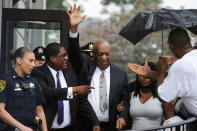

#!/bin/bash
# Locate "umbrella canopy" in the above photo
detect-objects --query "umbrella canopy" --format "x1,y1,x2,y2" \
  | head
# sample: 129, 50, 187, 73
119, 8, 197, 44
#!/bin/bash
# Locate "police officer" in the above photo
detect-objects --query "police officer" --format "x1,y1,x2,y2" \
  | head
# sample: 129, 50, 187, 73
80, 42, 94, 59
0, 47, 47, 131
33, 46, 46, 67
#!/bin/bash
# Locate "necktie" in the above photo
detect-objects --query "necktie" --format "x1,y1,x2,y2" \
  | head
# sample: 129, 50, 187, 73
56, 72, 64, 125
99, 70, 108, 112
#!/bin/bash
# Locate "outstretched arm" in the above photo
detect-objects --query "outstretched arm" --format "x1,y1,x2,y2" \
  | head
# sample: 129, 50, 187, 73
128, 56, 176, 80
128, 58, 159, 80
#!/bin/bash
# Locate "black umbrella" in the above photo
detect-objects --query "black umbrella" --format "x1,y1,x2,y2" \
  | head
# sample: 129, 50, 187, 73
119, 8, 197, 45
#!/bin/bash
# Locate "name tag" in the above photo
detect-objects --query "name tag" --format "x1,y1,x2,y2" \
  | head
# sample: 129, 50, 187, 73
14, 88, 22, 91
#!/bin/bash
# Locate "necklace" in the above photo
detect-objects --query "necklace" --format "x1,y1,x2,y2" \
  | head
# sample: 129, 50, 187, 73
140, 89, 152, 96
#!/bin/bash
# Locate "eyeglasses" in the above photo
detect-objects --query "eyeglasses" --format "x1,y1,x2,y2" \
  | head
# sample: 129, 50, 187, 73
96, 52, 110, 57
56, 53, 68, 58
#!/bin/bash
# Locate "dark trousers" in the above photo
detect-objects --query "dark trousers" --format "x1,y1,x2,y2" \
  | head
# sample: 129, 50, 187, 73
50, 125, 73, 131
100, 122, 115, 131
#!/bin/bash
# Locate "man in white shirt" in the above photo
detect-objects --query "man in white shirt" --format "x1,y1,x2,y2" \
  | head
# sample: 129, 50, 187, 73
128, 28, 197, 118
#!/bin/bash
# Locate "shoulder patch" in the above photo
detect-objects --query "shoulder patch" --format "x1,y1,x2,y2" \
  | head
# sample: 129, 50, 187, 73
0, 80, 6, 93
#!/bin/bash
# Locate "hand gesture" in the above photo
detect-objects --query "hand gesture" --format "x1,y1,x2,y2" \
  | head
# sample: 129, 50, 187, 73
73, 85, 94, 95
128, 58, 151, 77
162, 56, 177, 65
157, 56, 169, 73
116, 117, 126, 131
66, 4, 86, 28
93, 125, 100, 131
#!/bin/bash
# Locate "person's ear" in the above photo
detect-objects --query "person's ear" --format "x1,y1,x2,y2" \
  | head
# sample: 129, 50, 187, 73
50, 56, 56, 62
169, 43, 175, 50
92, 51, 96, 58
16, 57, 22, 65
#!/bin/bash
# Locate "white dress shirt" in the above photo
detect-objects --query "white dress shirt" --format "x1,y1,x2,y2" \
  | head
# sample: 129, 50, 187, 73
47, 65, 73, 128
158, 50, 197, 116
88, 66, 110, 122
69, 30, 111, 121
69, 30, 78, 38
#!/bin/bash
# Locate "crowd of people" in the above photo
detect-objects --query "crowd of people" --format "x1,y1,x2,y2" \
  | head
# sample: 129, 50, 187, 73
0, 4, 197, 131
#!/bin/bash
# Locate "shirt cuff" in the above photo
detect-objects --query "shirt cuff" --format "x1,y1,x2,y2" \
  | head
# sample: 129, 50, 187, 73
67, 87, 73, 99
69, 30, 78, 38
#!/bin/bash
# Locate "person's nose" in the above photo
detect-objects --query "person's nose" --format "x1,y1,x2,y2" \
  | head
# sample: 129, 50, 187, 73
64, 55, 68, 61
101, 54, 108, 60
32, 61, 36, 68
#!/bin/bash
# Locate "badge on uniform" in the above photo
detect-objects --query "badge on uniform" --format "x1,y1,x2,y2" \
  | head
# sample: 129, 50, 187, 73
41, 55, 45, 60
14, 83, 22, 91
0, 80, 6, 93
89, 43, 94, 50
38, 47, 43, 53
29, 82, 35, 88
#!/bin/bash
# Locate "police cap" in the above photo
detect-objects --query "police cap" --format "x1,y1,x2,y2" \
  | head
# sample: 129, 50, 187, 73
33, 46, 45, 60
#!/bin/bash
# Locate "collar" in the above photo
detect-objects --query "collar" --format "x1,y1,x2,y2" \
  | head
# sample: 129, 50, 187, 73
11, 68, 31, 80
47, 64, 63, 76
182, 49, 195, 58
97, 66, 110, 73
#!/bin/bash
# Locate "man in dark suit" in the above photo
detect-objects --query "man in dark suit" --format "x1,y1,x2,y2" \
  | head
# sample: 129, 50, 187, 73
67, 4, 129, 131
32, 42, 100, 131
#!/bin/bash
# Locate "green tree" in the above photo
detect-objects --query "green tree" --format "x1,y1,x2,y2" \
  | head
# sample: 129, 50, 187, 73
46, 0, 66, 10
102, 0, 162, 10
46, 0, 78, 10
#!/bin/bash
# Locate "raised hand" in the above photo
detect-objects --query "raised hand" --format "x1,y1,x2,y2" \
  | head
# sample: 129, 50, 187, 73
66, 4, 86, 29
157, 56, 169, 73
162, 56, 177, 65
128, 58, 151, 77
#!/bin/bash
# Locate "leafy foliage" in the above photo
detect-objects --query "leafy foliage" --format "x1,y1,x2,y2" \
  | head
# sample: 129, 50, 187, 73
102, 0, 162, 10
46, 0, 66, 10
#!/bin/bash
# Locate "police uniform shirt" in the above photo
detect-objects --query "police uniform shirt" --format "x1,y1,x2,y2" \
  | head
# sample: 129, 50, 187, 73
0, 68, 45, 129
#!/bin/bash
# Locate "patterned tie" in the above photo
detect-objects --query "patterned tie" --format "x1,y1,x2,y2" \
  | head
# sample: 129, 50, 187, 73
99, 70, 108, 112
56, 72, 64, 125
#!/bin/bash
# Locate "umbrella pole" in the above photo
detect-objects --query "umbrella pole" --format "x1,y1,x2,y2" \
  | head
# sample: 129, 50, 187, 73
162, 30, 164, 56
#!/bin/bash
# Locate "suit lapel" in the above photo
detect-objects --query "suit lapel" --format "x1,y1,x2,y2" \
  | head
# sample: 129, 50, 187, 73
62, 69, 72, 87
109, 64, 116, 107
87, 61, 97, 84
43, 64, 55, 88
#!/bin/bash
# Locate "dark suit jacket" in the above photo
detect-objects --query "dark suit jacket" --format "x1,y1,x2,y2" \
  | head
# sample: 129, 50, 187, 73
68, 36, 129, 131
31, 65, 99, 131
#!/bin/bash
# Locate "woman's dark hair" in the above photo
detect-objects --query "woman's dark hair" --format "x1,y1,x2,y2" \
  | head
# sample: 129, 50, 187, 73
11, 47, 31, 60
45, 42, 64, 62
133, 62, 157, 98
